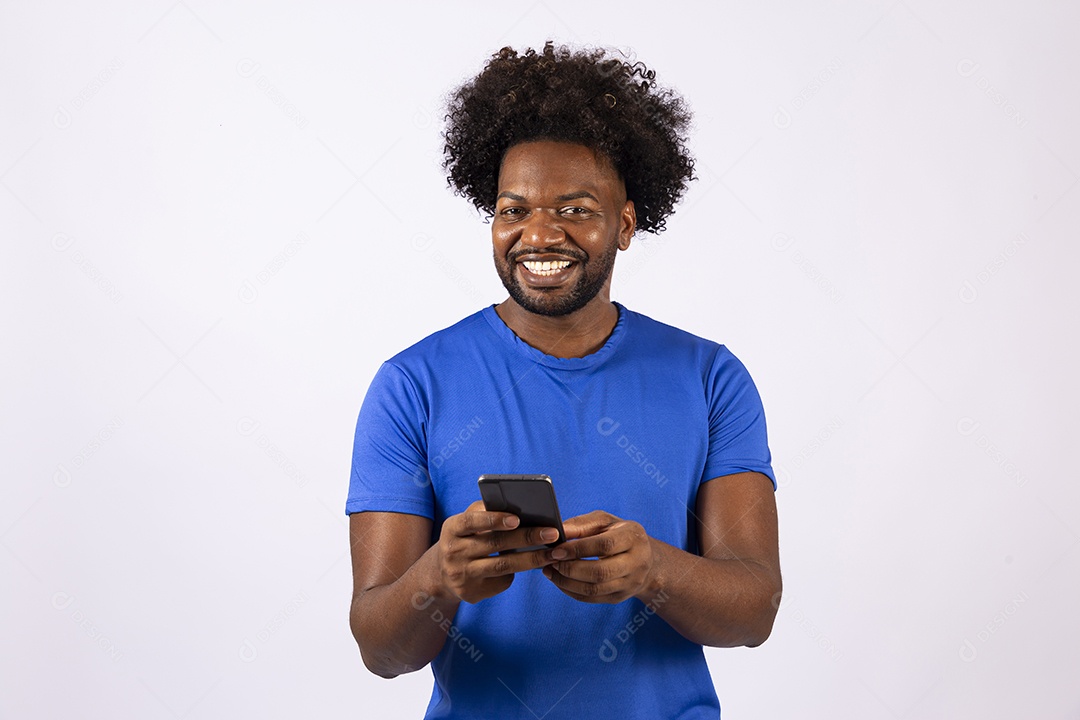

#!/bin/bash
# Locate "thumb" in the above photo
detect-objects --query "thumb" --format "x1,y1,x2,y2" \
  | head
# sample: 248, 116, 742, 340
562, 510, 618, 540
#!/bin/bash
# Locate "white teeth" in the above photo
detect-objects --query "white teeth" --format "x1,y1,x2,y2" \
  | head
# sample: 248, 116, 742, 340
522, 260, 572, 276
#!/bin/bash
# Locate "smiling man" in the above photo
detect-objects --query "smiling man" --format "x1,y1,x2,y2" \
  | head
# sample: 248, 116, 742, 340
346, 42, 781, 719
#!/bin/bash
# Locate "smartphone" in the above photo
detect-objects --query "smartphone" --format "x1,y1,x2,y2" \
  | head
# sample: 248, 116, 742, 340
477, 474, 566, 552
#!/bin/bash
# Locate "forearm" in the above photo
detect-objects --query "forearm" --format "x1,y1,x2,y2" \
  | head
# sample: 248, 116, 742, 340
350, 544, 459, 678
636, 537, 781, 648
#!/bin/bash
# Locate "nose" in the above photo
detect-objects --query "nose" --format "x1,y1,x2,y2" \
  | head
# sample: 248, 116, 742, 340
520, 208, 565, 247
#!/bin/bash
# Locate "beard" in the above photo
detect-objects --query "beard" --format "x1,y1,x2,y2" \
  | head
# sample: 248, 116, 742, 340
495, 241, 619, 317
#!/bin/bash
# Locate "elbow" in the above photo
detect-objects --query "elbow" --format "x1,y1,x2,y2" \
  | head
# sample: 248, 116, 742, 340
351, 598, 402, 679
699, 597, 780, 649
354, 628, 411, 679
742, 614, 776, 648
351, 608, 424, 679
350, 597, 434, 679
701, 616, 775, 649
360, 650, 403, 679
743, 579, 782, 648
360, 647, 430, 679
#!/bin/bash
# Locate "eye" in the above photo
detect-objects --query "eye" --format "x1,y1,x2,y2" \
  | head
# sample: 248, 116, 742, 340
560, 206, 593, 217
498, 206, 526, 219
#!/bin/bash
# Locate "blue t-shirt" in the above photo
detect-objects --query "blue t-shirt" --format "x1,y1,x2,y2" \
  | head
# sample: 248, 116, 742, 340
347, 303, 775, 719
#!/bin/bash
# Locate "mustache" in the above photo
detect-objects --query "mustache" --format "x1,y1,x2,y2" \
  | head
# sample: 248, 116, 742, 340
508, 248, 587, 263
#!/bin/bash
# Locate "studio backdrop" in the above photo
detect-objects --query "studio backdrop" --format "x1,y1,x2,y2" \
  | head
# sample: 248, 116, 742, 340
3, 1, 1077, 717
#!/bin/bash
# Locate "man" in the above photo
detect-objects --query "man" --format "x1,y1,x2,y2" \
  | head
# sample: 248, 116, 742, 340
346, 42, 781, 719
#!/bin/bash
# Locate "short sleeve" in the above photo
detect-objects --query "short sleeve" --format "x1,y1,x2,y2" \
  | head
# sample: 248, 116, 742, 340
345, 362, 435, 517
701, 347, 776, 490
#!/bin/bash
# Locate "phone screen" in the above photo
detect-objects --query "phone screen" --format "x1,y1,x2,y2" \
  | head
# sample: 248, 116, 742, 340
478, 474, 565, 552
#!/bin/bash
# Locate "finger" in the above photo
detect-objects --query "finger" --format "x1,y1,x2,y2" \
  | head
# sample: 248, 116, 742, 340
548, 555, 632, 585
472, 525, 563, 557
453, 503, 521, 536
468, 547, 556, 578
549, 528, 632, 560
541, 565, 631, 602
561, 510, 617, 540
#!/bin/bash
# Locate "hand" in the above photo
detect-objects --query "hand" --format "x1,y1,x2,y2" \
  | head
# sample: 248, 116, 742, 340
436, 501, 559, 604
541, 510, 656, 604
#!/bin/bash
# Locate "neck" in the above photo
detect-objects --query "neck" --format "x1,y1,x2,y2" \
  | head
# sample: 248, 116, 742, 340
495, 295, 619, 359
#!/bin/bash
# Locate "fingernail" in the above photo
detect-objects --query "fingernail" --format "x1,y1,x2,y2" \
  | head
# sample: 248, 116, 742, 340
550, 548, 567, 560
540, 528, 558, 542
504, 516, 519, 528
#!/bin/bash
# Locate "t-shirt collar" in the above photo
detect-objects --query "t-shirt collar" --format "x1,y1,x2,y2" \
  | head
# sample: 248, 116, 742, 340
481, 301, 629, 370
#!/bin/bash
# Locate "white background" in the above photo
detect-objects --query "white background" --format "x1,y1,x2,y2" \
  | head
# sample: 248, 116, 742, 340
3, 1, 1078, 717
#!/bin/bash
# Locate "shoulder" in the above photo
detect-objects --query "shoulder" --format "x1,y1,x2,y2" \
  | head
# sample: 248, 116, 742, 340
620, 305, 724, 361
619, 305, 757, 384
361, 310, 493, 412
384, 308, 492, 369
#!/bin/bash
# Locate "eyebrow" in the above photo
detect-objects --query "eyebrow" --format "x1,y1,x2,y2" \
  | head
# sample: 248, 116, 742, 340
555, 191, 599, 203
496, 190, 600, 203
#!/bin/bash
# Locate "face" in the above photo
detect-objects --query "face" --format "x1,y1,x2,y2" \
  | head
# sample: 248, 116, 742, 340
492, 140, 635, 317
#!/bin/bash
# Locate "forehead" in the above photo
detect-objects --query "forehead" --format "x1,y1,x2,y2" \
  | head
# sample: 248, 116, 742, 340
497, 140, 622, 198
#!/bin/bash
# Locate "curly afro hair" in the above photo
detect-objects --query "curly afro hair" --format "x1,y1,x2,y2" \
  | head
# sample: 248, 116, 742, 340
442, 41, 695, 234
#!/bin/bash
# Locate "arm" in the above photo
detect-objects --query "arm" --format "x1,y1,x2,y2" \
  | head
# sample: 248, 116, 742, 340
541, 471, 781, 647
642, 471, 781, 647
348, 510, 452, 679
350, 503, 560, 678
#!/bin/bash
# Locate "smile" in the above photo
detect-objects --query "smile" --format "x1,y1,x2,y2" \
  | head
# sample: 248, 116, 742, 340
521, 259, 573, 276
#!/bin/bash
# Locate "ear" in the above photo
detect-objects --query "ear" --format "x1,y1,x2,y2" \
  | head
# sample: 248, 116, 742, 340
618, 200, 636, 251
